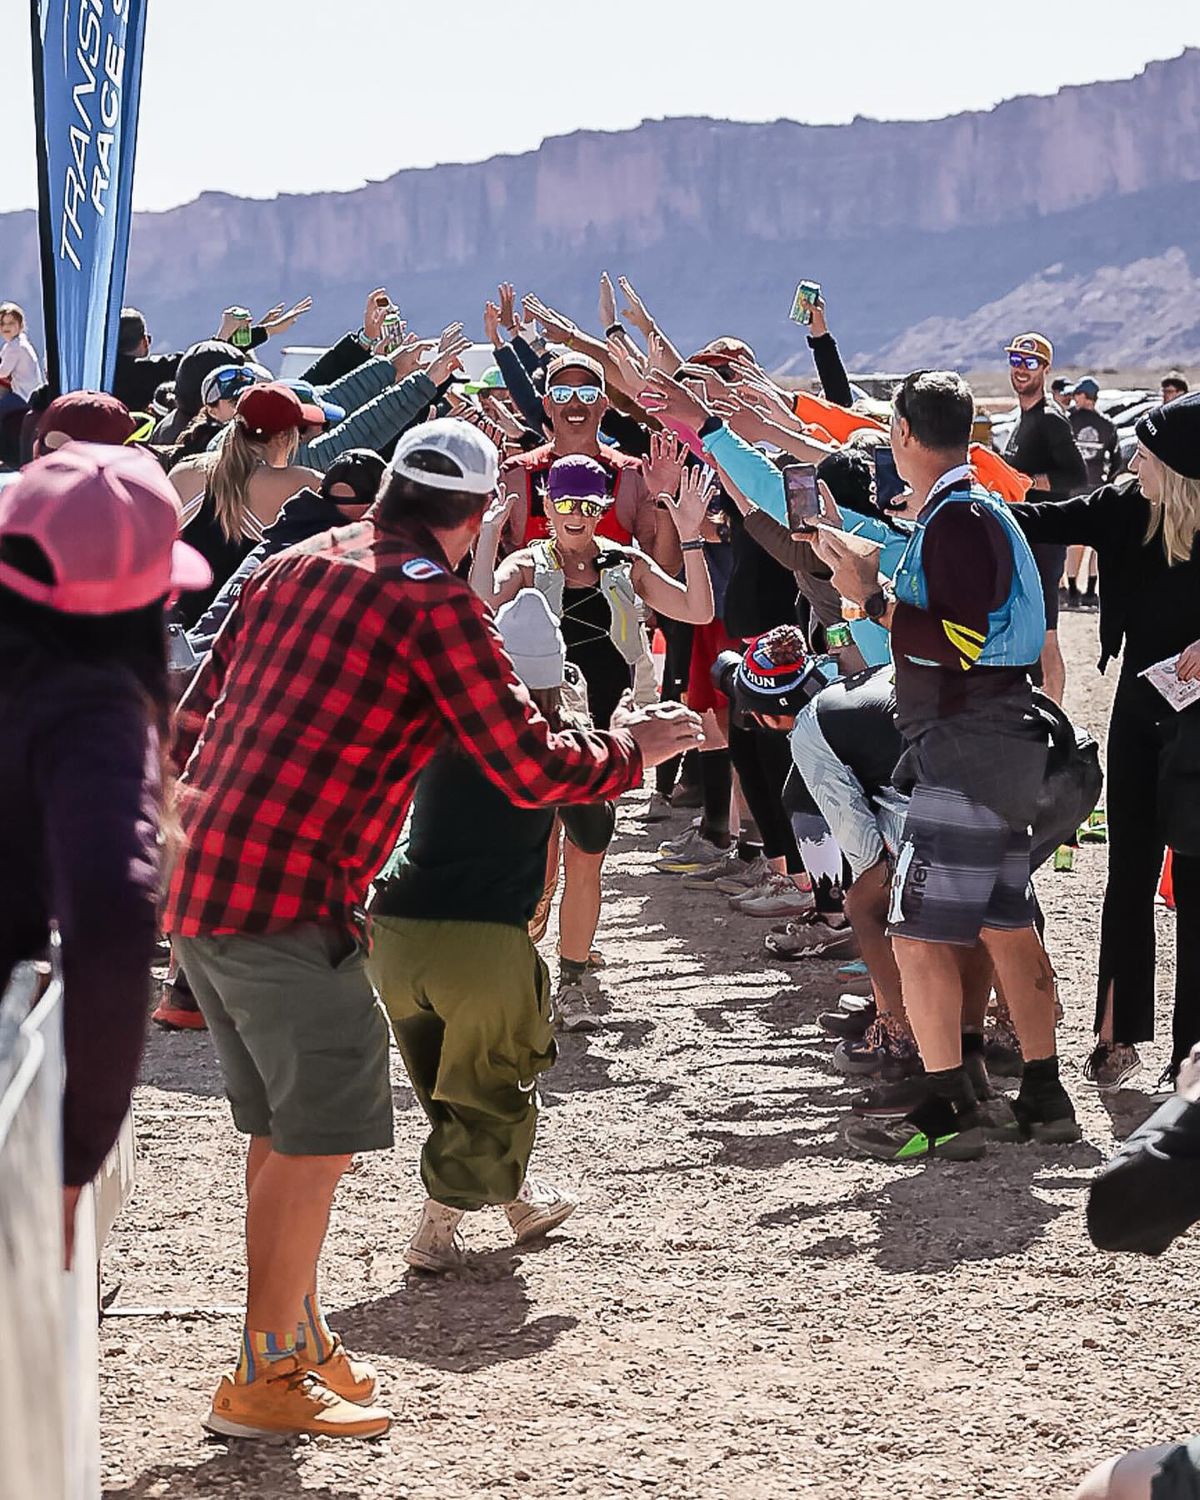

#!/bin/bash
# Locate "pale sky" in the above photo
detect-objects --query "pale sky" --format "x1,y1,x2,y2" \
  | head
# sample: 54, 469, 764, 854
4, 0, 1198, 215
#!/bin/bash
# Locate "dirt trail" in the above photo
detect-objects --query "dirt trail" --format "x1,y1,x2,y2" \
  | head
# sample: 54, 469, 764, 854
100, 611, 1195, 1500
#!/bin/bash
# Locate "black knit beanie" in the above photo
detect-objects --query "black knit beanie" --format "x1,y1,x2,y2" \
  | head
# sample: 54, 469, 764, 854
1136, 393, 1200, 481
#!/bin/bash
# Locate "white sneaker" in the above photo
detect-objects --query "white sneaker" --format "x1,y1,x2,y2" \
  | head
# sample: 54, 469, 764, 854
712, 854, 772, 895
405, 1199, 465, 1274
555, 983, 601, 1032
732, 873, 816, 919
505, 1178, 577, 1243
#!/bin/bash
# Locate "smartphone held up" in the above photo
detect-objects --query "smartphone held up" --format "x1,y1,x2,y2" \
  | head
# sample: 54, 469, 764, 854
782, 462, 821, 533
788, 280, 822, 326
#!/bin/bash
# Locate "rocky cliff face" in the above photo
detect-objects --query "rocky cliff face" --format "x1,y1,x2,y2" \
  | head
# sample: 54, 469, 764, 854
3, 49, 1199, 371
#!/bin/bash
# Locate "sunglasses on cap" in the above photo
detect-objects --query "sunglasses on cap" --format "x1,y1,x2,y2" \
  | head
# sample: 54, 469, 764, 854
548, 384, 602, 406
550, 496, 608, 518
1008, 353, 1046, 371
207, 367, 257, 401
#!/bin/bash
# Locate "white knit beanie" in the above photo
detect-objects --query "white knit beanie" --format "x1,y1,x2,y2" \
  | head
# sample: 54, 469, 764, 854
496, 588, 567, 690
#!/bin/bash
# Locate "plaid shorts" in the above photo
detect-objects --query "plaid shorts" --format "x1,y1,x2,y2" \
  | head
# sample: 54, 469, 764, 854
886, 782, 1037, 946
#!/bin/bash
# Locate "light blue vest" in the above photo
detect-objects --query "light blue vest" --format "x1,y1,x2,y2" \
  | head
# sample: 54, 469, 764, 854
893, 482, 1046, 669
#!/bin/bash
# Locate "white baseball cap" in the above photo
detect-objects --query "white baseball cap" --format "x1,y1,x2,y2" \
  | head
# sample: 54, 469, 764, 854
388, 418, 498, 495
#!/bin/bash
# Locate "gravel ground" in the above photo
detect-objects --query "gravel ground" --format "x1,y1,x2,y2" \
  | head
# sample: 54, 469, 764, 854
99, 610, 1193, 1500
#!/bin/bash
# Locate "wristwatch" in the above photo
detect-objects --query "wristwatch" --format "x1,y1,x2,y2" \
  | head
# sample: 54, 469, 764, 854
864, 585, 893, 622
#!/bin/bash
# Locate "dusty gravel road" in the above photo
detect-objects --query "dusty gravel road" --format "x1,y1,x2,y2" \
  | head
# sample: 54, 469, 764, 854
99, 610, 1192, 1500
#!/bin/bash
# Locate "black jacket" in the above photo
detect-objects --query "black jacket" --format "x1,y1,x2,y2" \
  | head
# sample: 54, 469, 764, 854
114, 350, 182, 413
1014, 478, 1200, 674
1088, 1094, 1200, 1255
186, 487, 347, 656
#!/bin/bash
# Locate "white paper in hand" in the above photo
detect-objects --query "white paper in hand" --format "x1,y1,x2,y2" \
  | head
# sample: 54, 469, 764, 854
1139, 654, 1200, 712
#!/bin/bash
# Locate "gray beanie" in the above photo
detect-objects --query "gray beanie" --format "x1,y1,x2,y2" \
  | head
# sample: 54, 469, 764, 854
496, 588, 566, 690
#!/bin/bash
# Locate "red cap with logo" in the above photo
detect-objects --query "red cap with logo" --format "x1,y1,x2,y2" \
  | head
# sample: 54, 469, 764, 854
0, 442, 212, 615
237, 381, 325, 438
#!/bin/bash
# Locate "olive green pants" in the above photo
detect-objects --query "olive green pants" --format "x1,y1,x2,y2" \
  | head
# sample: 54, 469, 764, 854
367, 916, 556, 1211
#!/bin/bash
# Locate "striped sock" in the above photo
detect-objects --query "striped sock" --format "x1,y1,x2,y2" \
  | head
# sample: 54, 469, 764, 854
235, 1326, 297, 1385
296, 1291, 338, 1364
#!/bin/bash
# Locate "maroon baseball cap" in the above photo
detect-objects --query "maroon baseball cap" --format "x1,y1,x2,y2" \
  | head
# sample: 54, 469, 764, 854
0, 443, 212, 615
36, 391, 137, 450
237, 381, 325, 438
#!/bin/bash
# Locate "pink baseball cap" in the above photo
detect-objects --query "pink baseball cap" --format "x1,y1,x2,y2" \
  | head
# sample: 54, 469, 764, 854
0, 442, 212, 615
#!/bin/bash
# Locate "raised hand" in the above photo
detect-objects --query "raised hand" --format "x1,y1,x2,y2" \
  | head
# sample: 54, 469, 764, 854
605, 335, 648, 395
363, 288, 393, 343
643, 429, 687, 498
390, 333, 435, 381
498, 282, 522, 334
438, 321, 466, 355
483, 301, 503, 349
666, 462, 716, 541
216, 307, 249, 343
522, 295, 579, 345
599, 272, 618, 330
646, 329, 675, 377
261, 296, 314, 337
256, 303, 286, 328
641, 370, 710, 429
617, 276, 654, 337
481, 483, 520, 532
425, 335, 472, 386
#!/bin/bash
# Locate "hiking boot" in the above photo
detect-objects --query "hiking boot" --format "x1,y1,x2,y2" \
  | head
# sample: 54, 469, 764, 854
204, 1357, 391, 1440
404, 1200, 465, 1274
297, 1338, 379, 1405
555, 983, 601, 1033
833, 1017, 920, 1079
505, 1178, 577, 1244
712, 855, 772, 895
731, 873, 815, 918
644, 791, 674, 822
1082, 1041, 1142, 1091
818, 1000, 877, 1040
681, 847, 756, 889
655, 827, 727, 873
764, 915, 860, 960
151, 979, 208, 1032
850, 1074, 930, 1118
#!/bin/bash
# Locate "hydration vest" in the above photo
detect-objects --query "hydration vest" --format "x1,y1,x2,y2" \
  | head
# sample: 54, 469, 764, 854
892, 482, 1046, 669
529, 539, 648, 666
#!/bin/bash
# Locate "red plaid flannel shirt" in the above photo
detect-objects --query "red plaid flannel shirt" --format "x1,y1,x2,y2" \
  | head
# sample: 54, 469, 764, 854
163, 520, 642, 937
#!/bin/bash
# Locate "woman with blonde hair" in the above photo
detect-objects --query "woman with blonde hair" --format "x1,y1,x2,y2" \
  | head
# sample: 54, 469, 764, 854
1016, 394, 1200, 1089
170, 382, 322, 624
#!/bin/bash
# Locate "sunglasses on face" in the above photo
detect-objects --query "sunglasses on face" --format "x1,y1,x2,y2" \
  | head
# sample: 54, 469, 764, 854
550, 496, 607, 518
1008, 353, 1046, 371
548, 384, 602, 406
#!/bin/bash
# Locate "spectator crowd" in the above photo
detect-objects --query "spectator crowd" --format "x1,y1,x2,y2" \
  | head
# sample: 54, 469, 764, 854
2, 274, 1200, 1496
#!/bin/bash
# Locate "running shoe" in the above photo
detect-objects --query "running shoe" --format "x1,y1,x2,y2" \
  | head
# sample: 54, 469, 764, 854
644, 791, 674, 822
1082, 1042, 1142, 1091
843, 1108, 990, 1163
555, 983, 602, 1033
838, 993, 876, 1014
818, 1000, 877, 1040
832, 1018, 920, 1079
297, 1339, 379, 1406
1005, 1086, 1083, 1144
1154, 1062, 1181, 1095
656, 820, 704, 857
204, 1358, 391, 1440
655, 828, 728, 873
151, 980, 208, 1032
730, 873, 815, 919
681, 847, 757, 889
839, 960, 870, 977
712, 855, 772, 895
764, 914, 860, 960
850, 1074, 930, 1118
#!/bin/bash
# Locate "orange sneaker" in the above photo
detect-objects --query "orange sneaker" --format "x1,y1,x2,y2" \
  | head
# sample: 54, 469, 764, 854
203, 1356, 390, 1440
297, 1338, 379, 1405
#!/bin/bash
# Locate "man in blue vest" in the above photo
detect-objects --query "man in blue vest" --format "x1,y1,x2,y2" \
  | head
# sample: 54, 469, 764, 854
814, 369, 1079, 1161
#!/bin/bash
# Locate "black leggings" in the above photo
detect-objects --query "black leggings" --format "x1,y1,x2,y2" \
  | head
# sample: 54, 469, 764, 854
728, 721, 803, 872
1099, 675, 1200, 1064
